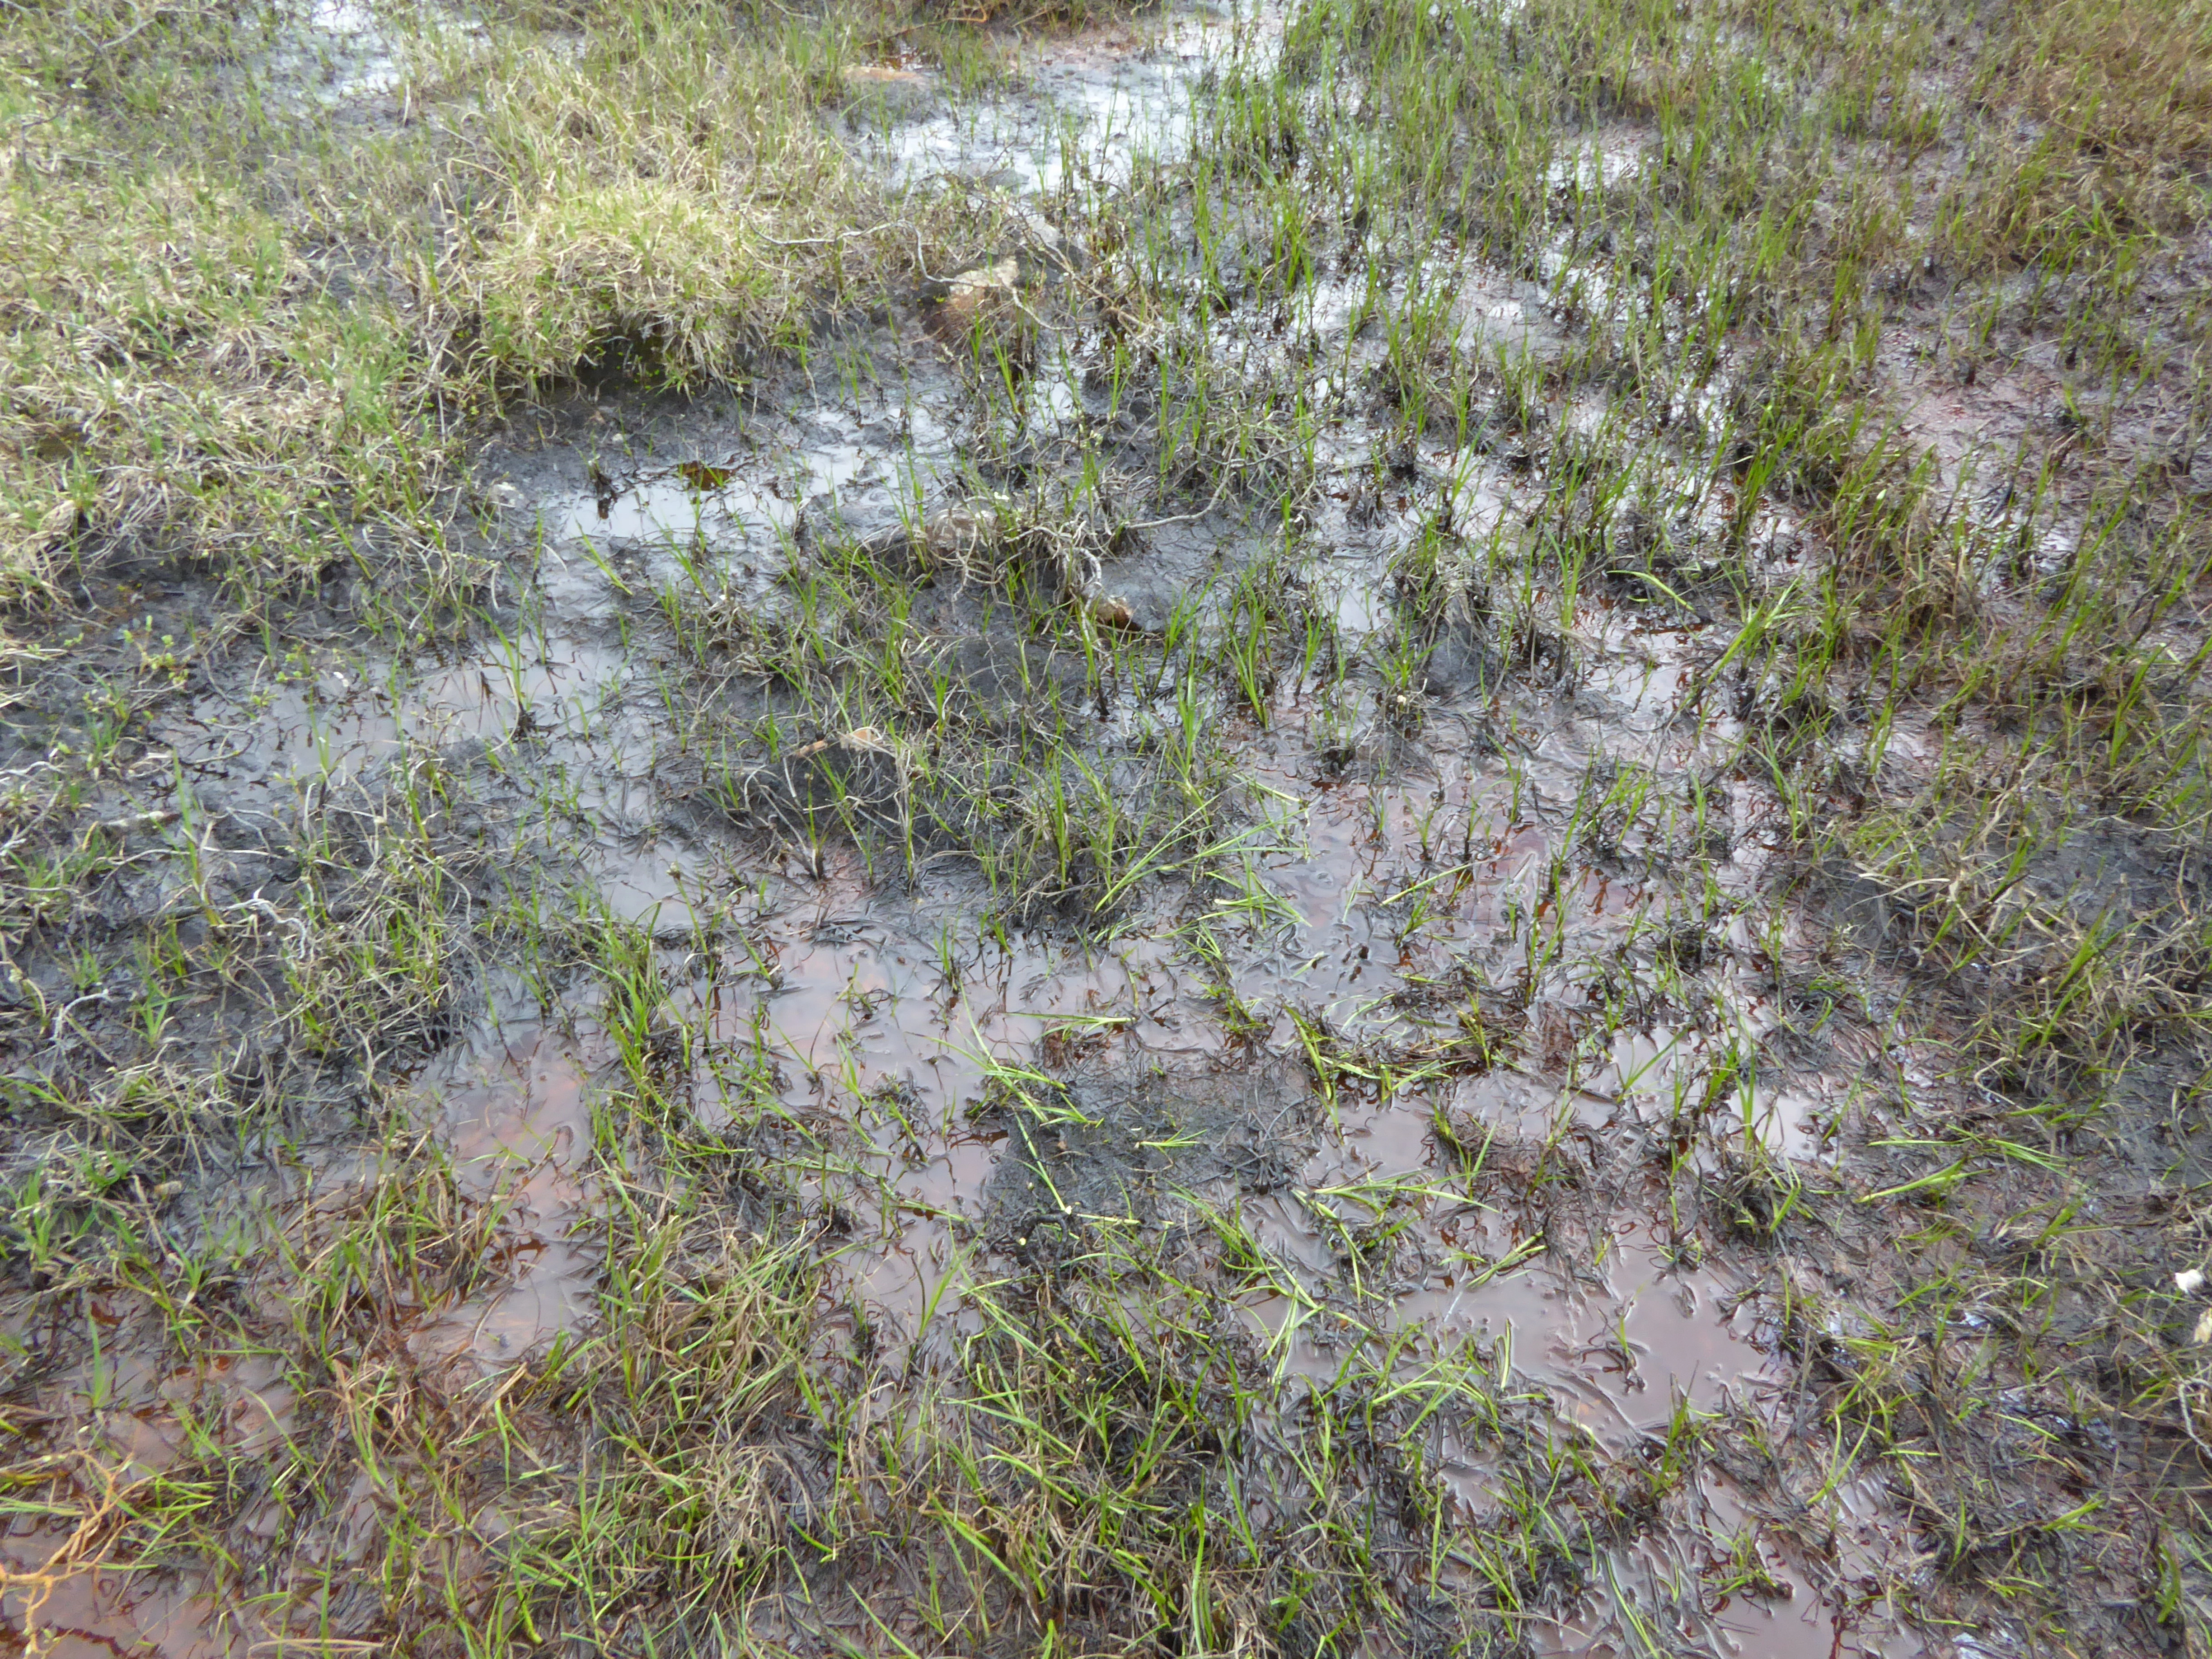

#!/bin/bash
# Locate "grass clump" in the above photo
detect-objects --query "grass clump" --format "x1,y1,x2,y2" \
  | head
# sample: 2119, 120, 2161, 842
443, 3, 905, 389
0, 95, 454, 602
468, 178, 827, 386
0, 0, 920, 614
1973, 0, 2212, 247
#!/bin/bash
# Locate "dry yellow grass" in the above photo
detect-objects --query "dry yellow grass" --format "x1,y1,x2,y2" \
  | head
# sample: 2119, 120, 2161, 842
1956, 0, 2212, 255
2000, 0, 2212, 161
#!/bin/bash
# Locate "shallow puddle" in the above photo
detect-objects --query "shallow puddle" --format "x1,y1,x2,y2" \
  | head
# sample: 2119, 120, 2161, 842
407, 1029, 604, 1368
25, 2, 1949, 1653
0, 1553, 226, 1659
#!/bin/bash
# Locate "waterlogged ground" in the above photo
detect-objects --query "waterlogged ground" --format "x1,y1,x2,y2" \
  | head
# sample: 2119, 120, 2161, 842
4, 0, 2211, 1655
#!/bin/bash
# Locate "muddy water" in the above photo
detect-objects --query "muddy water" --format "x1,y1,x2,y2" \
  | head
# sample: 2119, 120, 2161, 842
0, 1564, 225, 1659
0, 1303, 297, 1659
239, 0, 444, 117
37, 6, 1942, 1656
408, 278, 1892, 1659
863, 4, 1283, 198
361, 723, 1798, 1396
408, 1029, 604, 1368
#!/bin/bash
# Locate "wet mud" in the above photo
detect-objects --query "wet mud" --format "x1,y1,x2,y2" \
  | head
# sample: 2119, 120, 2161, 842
7, 2, 2195, 1657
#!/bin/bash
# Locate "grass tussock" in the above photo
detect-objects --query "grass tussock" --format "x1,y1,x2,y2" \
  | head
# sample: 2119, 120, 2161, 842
0, 0, 923, 610
468, 178, 829, 385
0, 105, 448, 600
445, 6, 903, 388
1994, 0, 2212, 176
1948, 0, 2212, 261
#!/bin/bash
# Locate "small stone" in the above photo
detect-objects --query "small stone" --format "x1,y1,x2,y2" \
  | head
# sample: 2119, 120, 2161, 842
1082, 590, 1133, 628
939, 257, 1020, 322
921, 506, 1003, 568
787, 726, 892, 761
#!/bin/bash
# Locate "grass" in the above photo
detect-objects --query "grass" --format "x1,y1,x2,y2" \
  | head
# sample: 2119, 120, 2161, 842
1, 0, 2211, 1651
0, 0, 941, 612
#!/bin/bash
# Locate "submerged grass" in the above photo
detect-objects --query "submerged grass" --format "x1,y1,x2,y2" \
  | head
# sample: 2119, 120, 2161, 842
2, 0, 2212, 1651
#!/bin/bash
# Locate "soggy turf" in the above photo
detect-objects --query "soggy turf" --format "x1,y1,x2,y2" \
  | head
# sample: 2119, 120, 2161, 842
1, 0, 2210, 1654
